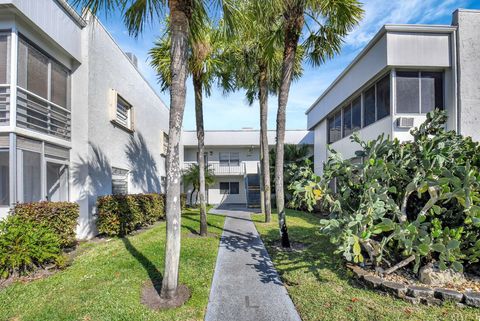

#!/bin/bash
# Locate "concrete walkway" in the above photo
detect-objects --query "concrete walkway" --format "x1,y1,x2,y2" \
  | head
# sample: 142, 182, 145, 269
205, 205, 301, 321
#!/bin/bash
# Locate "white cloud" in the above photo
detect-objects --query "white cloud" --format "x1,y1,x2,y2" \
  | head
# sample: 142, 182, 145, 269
345, 0, 467, 49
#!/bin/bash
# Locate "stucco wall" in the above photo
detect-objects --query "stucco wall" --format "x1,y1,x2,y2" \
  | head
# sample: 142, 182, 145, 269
453, 9, 480, 142
0, 0, 82, 63
71, 18, 169, 239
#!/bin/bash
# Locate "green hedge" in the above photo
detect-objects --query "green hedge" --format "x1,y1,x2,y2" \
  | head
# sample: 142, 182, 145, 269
96, 193, 187, 237
11, 202, 79, 248
0, 215, 62, 279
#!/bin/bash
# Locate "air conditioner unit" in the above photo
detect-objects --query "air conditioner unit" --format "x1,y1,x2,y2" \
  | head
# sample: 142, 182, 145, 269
396, 117, 414, 129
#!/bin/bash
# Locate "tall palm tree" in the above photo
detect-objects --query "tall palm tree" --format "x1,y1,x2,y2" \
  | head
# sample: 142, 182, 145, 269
274, 0, 363, 248
220, 1, 302, 223
150, 18, 224, 236
74, 0, 236, 301
182, 163, 215, 206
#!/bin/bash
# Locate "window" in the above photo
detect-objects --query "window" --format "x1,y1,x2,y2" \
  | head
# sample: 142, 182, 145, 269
351, 97, 361, 132
115, 94, 133, 129
220, 182, 229, 194
16, 37, 71, 140
112, 167, 129, 195
0, 34, 9, 84
0, 150, 9, 206
51, 62, 69, 107
46, 162, 68, 201
219, 152, 239, 166
363, 85, 376, 126
342, 105, 352, 137
20, 150, 42, 203
396, 71, 443, 113
421, 72, 444, 113
220, 182, 239, 194
396, 71, 419, 113
342, 96, 361, 138
327, 111, 341, 143
376, 75, 390, 120
18, 39, 49, 100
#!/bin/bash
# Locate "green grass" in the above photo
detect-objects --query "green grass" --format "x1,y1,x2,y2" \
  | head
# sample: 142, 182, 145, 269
253, 210, 480, 321
0, 209, 224, 321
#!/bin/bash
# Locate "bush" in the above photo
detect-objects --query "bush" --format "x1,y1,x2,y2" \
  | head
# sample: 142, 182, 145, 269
97, 194, 143, 237
11, 202, 79, 248
0, 215, 61, 278
299, 110, 480, 274
96, 193, 187, 237
135, 194, 164, 225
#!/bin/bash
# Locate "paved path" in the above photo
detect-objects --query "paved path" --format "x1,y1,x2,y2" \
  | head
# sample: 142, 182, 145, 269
205, 205, 302, 321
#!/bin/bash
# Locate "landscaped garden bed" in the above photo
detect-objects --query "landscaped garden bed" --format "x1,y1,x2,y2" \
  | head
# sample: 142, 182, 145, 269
0, 208, 224, 320
254, 211, 480, 321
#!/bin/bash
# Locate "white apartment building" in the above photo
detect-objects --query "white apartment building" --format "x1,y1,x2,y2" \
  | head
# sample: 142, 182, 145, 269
182, 130, 313, 207
306, 9, 480, 175
0, 0, 170, 239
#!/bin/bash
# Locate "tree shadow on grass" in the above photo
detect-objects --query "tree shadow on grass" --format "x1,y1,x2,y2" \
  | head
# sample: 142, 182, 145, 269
121, 237, 163, 294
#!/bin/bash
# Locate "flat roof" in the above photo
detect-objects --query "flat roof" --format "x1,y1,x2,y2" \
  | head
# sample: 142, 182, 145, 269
182, 130, 313, 147
305, 24, 456, 123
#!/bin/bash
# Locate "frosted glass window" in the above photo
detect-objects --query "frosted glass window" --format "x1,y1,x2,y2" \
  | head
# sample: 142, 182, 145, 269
0, 35, 8, 84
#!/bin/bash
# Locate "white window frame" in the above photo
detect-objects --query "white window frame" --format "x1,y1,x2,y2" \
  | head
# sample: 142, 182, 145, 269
110, 90, 134, 132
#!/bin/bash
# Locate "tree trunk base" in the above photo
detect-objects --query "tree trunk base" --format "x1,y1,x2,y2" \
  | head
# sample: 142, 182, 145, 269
141, 282, 191, 310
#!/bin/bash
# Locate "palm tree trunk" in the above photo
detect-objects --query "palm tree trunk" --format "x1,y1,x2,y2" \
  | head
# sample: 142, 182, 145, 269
161, 0, 191, 300
259, 64, 271, 223
190, 186, 196, 206
259, 139, 265, 215
275, 4, 304, 248
193, 74, 208, 236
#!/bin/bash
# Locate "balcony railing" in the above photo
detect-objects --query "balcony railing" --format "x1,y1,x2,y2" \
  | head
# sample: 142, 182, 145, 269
16, 87, 71, 140
0, 85, 10, 125
183, 161, 246, 175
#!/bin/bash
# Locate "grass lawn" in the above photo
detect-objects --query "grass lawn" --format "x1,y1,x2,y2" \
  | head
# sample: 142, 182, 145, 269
253, 210, 480, 321
0, 208, 224, 321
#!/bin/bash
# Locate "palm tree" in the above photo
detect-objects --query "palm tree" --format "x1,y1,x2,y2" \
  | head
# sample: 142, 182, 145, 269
219, 1, 302, 223
274, 0, 363, 248
182, 163, 215, 206
150, 18, 224, 236
74, 0, 236, 301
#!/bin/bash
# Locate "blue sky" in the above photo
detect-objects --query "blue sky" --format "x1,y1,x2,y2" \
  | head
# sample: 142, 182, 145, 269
88, 0, 479, 131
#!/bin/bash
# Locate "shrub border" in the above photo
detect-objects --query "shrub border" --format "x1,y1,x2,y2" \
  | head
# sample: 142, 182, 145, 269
347, 264, 480, 308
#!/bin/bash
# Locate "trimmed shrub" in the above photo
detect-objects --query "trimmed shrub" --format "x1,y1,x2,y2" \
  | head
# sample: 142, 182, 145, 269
12, 202, 79, 248
136, 193, 165, 225
0, 215, 61, 278
96, 195, 143, 237
96, 193, 187, 237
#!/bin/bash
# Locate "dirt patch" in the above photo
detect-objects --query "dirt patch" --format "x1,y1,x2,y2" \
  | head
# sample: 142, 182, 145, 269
0, 268, 56, 291
141, 282, 191, 310
185, 232, 218, 238
271, 241, 309, 252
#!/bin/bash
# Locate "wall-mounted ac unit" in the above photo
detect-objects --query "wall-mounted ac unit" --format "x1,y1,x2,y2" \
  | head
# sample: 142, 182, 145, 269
396, 117, 414, 129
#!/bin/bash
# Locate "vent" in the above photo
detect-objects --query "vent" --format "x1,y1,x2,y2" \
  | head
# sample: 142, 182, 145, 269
125, 52, 138, 68
396, 117, 414, 129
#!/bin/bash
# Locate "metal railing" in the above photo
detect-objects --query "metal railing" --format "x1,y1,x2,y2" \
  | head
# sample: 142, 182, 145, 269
183, 161, 246, 175
16, 87, 71, 140
0, 85, 10, 125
